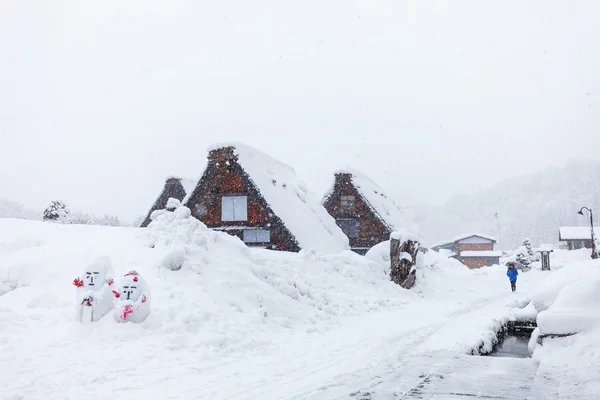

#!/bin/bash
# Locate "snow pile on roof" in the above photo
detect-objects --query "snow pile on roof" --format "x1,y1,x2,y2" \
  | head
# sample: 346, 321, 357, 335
452, 233, 497, 243
559, 226, 595, 240
331, 168, 413, 231
203, 142, 349, 253
162, 176, 196, 196
460, 251, 503, 257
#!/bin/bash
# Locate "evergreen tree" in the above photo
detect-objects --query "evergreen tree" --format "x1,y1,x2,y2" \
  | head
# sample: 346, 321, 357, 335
516, 237, 535, 269
43, 200, 69, 222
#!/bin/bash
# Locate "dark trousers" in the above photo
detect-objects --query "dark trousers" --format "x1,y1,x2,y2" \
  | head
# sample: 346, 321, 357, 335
510, 280, 516, 292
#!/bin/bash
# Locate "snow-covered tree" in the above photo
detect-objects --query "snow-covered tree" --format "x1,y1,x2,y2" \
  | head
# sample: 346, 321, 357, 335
515, 237, 535, 269
62, 210, 94, 225
43, 201, 69, 221
96, 214, 122, 227
132, 215, 145, 227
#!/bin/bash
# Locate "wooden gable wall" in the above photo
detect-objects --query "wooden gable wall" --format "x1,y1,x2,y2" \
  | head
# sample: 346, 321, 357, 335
185, 147, 301, 252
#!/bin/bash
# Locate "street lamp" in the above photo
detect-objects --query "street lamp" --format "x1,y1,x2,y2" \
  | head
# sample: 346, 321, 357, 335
577, 207, 598, 259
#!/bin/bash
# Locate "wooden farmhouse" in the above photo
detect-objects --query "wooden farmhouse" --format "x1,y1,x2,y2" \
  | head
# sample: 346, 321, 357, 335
140, 176, 195, 227
432, 233, 501, 269
558, 226, 596, 250
180, 143, 349, 253
322, 169, 412, 255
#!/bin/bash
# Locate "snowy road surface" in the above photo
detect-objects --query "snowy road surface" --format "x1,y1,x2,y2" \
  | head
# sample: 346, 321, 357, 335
2, 291, 531, 399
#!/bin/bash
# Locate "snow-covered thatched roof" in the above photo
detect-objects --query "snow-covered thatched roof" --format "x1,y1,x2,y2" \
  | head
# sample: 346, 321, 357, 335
185, 142, 349, 253
325, 168, 412, 232
166, 176, 196, 197
559, 226, 596, 241
141, 176, 194, 227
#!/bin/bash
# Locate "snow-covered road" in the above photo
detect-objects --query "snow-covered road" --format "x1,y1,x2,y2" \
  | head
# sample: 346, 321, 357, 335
122, 291, 529, 400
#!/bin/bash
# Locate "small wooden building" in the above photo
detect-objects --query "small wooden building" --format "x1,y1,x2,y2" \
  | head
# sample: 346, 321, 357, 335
432, 233, 501, 269
140, 176, 195, 227
181, 143, 349, 253
558, 226, 595, 250
322, 169, 412, 255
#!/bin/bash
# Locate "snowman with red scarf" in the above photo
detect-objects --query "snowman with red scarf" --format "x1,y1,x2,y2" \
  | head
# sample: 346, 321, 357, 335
72, 256, 115, 324
112, 270, 151, 323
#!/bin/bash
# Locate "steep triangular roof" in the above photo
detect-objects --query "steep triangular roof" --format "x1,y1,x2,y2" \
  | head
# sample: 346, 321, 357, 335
323, 168, 412, 232
183, 142, 349, 253
452, 233, 497, 243
141, 176, 194, 227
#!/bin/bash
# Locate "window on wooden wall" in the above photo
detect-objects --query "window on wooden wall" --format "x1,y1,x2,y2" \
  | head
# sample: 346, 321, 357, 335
221, 196, 248, 221
243, 229, 270, 243
336, 218, 359, 238
340, 195, 355, 210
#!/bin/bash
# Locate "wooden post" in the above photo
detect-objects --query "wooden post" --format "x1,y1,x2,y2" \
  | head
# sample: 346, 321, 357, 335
539, 249, 553, 271
390, 236, 420, 289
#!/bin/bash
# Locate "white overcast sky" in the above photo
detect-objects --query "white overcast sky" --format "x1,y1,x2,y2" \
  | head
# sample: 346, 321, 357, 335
1, 0, 599, 221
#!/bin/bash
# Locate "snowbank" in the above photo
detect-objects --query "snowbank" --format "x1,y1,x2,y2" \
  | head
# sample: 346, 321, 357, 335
530, 256, 600, 313
0, 217, 555, 398
536, 274, 600, 335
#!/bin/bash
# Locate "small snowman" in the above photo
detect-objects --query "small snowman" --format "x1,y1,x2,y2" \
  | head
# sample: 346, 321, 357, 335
112, 270, 151, 323
72, 256, 115, 324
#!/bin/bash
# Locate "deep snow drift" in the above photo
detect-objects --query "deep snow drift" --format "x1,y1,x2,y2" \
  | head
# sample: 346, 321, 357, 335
0, 214, 596, 399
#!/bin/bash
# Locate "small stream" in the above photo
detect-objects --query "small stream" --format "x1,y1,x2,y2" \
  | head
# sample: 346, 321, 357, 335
486, 320, 536, 358
489, 334, 530, 358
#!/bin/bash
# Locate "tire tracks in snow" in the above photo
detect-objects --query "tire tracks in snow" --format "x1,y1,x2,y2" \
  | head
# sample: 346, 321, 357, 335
291, 292, 527, 400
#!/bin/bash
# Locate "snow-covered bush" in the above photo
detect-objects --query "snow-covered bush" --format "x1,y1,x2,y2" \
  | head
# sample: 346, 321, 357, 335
57, 210, 124, 226
43, 200, 69, 221
60, 210, 94, 225
95, 214, 123, 227
41, 200, 125, 226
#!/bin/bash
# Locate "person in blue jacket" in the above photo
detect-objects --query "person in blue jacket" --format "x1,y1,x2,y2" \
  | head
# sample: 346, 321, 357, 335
506, 262, 519, 292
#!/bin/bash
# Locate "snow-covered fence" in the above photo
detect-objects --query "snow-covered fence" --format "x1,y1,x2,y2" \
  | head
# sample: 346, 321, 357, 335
389, 231, 421, 289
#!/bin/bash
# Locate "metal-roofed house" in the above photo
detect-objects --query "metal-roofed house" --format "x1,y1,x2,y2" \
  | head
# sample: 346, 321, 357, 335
558, 226, 596, 250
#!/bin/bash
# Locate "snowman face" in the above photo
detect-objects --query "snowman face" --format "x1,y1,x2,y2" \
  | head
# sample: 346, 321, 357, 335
120, 278, 142, 301
84, 268, 106, 290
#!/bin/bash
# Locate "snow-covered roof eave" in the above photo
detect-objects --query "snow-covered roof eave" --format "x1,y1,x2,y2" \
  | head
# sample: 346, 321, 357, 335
460, 251, 503, 257
558, 226, 596, 241
452, 233, 497, 243
431, 240, 454, 248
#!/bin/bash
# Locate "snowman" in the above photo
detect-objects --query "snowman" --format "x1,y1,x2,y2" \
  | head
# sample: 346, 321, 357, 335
72, 256, 115, 324
112, 270, 151, 323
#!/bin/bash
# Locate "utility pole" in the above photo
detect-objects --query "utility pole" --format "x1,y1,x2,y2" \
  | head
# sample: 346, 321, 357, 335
578, 207, 598, 260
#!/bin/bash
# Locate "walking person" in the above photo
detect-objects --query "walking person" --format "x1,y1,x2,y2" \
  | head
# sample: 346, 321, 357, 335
506, 262, 519, 292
